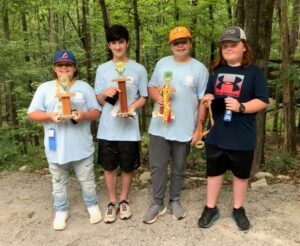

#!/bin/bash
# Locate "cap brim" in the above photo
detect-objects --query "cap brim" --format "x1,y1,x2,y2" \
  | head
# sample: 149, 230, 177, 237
54, 59, 76, 64
221, 37, 241, 42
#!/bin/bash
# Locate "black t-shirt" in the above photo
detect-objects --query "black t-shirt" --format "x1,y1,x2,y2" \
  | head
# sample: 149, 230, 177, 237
205, 64, 269, 151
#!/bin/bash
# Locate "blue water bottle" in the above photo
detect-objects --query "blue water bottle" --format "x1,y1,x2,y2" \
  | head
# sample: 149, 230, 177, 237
223, 97, 232, 122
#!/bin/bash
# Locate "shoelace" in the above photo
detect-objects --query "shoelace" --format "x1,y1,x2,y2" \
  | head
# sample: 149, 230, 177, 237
120, 201, 128, 211
107, 203, 115, 215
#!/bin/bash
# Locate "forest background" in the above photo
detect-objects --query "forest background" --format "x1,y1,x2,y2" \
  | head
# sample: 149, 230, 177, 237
0, 0, 299, 177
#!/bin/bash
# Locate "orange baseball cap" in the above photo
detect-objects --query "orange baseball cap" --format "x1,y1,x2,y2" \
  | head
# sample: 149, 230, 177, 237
169, 26, 192, 43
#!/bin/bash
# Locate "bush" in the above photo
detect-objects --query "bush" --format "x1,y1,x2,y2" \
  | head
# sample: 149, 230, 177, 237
263, 150, 296, 173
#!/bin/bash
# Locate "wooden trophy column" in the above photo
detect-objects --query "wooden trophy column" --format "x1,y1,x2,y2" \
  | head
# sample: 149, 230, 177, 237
113, 78, 130, 114
56, 93, 76, 119
56, 75, 76, 119
112, 61, 134, 118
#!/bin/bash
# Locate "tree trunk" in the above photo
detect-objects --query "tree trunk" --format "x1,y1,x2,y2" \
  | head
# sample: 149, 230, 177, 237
278, 0, 297, 156
289, 0, 300, 56
174, 0, 179, 21
244, 0, 275, 175
191, 0, 197, 58
208, 4, 215, 63
82, 0, 93, 84
0, 83, 2, 127
132, 0, 146, 134
98, 0, 111, 60
235, 0, 245, 28
2, 4, 18, 127
272, 79, 280, 133
226, 0, 233, 23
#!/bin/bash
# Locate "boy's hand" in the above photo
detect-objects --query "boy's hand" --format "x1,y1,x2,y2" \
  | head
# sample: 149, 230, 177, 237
103, 87, 121, 98
201, 94, 214, 107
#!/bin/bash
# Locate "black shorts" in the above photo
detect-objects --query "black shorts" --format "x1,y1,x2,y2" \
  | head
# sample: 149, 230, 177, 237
98, 140, 140, 172
205, 143, 254, 179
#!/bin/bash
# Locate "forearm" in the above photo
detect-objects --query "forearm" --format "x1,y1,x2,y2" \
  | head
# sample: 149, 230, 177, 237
96, 93, 106, 106
195, 101, 207, 132
129, 96, 147, 111
28, 111, 51, 122
242, 99, 268, 113
148, 87, 161, 103
77, 109, 100, 121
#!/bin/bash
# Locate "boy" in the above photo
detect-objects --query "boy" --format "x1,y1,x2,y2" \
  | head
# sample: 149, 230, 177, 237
143, 27, 208, 224
94, 25, 148, 223
28, 50, 102, 230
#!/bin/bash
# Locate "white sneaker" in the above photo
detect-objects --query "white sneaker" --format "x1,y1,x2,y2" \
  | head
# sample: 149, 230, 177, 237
119, 200, 132, 220
104, 202, 119, 224
53, 211, 69, 230
87, 204, 102, 224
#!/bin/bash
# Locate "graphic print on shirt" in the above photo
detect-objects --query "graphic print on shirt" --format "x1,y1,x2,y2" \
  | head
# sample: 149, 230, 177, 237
215, 73, 244, 97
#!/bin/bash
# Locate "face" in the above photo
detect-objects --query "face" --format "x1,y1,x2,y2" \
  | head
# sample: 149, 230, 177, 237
221, 41, 246, 66
108, 38, 129, 60
170, 38, 192, 58
54, 62, 76, 80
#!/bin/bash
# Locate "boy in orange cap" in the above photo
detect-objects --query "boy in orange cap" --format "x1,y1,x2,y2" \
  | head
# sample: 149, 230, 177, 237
143, 26, 208, 224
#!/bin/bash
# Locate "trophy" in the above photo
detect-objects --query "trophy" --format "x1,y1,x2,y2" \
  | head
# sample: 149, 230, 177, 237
152, 71, 176, 124
56, 75, 76, 119
112, 61, 134, 118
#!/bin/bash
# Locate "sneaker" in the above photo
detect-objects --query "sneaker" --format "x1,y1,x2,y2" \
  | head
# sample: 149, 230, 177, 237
169, 200, 186, 220
198, 206, 220, 228
87, 204, 102, 224
143, 202, 167, 224
232, 207, 251, 230
119, 200, 132, 220
104, 202, 119, 224
53, 211, 70, 230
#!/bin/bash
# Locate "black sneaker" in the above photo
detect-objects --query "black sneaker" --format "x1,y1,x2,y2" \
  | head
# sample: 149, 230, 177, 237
232, 207, 250, 230
198, 205, 220, 228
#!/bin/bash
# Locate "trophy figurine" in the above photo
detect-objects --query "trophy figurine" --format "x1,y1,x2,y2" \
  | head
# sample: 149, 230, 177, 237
112, 61, 134, 118
56, 75, 76, 119
152, 71, 176, 124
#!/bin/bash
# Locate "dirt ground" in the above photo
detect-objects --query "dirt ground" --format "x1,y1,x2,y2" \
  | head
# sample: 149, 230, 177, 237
0, 171, 299, 246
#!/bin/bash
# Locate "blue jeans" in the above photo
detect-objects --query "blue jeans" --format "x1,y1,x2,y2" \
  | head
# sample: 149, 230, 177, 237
49, 155, 98, 211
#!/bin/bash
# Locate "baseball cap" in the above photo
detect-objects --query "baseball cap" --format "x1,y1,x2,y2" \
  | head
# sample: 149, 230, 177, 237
220, 26, 246, 42
53, 50, 76, 64
169, 26, 192, 43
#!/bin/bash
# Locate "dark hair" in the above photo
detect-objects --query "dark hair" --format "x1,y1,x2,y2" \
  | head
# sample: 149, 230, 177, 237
210, 40, 254, 72
106, 24, 129, 43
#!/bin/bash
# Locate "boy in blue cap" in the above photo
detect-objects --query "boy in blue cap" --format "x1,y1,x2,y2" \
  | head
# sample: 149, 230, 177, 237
28, 50, 102, 230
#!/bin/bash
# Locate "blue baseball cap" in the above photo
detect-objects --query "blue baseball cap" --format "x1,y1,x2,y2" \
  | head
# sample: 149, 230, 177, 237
53, 50, 76, 64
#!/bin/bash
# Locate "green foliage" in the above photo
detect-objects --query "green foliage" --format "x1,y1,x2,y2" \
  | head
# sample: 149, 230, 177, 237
0, 125, 21, 166
1, 0, 299, 173
263, 150, 297, 173
141, 133, 150, 165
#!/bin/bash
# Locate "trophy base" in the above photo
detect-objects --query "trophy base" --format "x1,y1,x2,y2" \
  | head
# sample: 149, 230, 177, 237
116, 111, 136, 118
57, 113, 77, 120
152, 111, 175, 119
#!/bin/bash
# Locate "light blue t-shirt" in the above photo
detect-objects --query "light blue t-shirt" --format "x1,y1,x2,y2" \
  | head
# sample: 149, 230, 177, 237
94, 59, 148, 141
148, 56, 208, 142
28, 80, 101, 165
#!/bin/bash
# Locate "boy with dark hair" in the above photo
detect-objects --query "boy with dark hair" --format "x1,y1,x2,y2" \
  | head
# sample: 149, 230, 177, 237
94, 24, 148, 223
